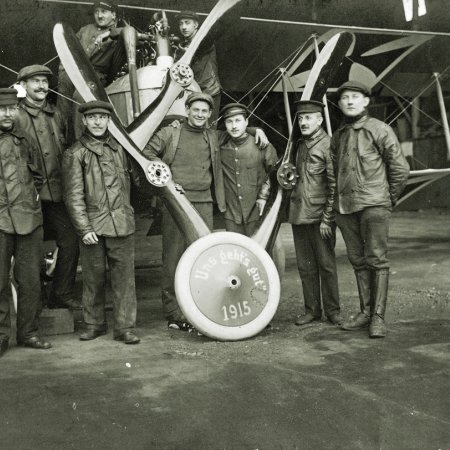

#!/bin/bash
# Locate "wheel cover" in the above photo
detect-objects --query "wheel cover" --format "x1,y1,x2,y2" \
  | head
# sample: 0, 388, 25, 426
175, 232, 280, 341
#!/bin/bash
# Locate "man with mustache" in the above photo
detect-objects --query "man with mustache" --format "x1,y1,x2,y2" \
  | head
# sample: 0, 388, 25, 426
288, 100, 341, 327
16, 64, 81, 311
0, 88, 52, 356
62, 100, 140, 344
332, 81, 409, 338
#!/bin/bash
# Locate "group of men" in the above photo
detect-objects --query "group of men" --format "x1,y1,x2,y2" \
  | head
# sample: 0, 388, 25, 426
290, 82, 409, 339
0, 0, 410, 358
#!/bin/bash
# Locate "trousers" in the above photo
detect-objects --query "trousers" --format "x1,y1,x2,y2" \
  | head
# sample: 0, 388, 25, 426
80, 234, 137, 335
292, 223, 340, 317
0, 227, 43, 342
335, 206, 391, 271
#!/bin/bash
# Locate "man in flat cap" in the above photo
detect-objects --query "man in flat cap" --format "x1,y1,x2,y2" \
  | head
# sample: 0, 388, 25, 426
0, 88, 52, 355
57, 1, 126, 142
62, 100, 140, 344
219, 102, 278, 236
332, 81, 409, 338
175, 10, 222, 127
289, 100, 341, 326
15, 64, 81, 311
143, 93, 268, 331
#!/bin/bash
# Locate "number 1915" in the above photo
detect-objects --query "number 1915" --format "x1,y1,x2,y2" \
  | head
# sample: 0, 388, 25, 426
222, 301, 251, 321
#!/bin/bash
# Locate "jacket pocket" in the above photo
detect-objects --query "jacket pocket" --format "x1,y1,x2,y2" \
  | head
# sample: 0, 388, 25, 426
307, 162, 326, 175
309, 195, 327, 205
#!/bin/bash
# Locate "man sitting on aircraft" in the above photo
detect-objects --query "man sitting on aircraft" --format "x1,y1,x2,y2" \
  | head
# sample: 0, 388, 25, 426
219, 102, 278, 237
57, 0, 126, 142
288, 100, 341, 327
142, 92, 269, 331
175, 10, 222, 127
15, 64, 81, 311
0, 88, 52, 355
332, 81, 409, 338
62, 100, 140, 345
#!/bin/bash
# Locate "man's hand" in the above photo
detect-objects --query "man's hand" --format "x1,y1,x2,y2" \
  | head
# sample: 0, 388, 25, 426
256, 199, 267, 216
82, 232, 98, 245
167, 119, 182, 128
254, 128, 269, 149
319, 222, 333, 240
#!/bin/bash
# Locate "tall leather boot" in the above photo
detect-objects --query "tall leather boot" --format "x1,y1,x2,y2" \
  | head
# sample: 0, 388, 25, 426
341, 270, 371, 330
369, 269, 389, 338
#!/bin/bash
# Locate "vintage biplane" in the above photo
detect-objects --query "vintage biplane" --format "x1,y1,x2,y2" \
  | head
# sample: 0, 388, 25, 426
3, 0, 450, 339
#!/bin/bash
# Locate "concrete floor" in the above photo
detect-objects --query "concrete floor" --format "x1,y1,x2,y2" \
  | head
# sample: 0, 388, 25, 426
1, 210, 449, 450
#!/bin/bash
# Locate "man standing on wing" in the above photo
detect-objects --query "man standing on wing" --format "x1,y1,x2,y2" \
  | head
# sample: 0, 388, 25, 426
332, 81, 409, 338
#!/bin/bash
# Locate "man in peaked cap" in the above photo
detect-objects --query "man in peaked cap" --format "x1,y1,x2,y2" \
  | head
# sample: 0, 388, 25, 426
175, 10, 222, 127
219, 102, 278, 237
142, 93, 269, 331
288, 99, 341, 327
332, 80, 409, 338
62, 100, 140, 344
15, 64, 81, 311
0, 88, 52, 354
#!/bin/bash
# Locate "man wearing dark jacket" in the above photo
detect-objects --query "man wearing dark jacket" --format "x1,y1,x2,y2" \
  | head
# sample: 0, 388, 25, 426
175, 11, 222, 127
332, 81, 409, 338
219, 102, 278, 237
288, 100, 341, 326
0, 88, 52, 356
62, 100, 139, 344
16, 64, 80, 311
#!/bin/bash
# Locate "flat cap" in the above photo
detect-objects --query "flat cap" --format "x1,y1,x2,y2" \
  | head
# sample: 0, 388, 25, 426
0, 88, 18, 106
185, 92, 213, 109
220, 103, 249, 120
175, 10, 200, 22
79, 100, 113, 115
295, 100, 324, 114
337, 80, 371, 98
17, 65, 53, 82
93, 1, 117, 12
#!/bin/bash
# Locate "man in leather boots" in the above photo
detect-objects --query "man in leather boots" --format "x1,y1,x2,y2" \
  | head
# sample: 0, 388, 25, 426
16, 64, 81, 311
288, 100, 341, 327
0, 88, 52, 354
331, 81, 409, 338
62, 101, 140, 344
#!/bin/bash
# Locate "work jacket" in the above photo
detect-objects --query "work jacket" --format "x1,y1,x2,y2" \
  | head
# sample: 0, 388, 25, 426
331, 115, 410, 214
0, 125, 43, 235
177, 35, 221, 97
15, 99, 66, 202
142, 125, 226, 212
221, 133, 277, 224
288, 128, 335, 225
62, 132, 135, 238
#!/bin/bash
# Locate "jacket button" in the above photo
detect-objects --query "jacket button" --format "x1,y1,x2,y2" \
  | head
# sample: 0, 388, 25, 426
238, 196, 242, 200
237, 184, 241, 187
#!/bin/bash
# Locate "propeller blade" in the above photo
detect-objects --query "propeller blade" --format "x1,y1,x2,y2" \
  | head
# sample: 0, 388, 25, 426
301, 32, 353, 101
128, 0, 241, 149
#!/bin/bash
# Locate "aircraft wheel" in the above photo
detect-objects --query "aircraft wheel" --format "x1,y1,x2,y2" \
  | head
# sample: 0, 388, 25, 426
175, 232, 280, 341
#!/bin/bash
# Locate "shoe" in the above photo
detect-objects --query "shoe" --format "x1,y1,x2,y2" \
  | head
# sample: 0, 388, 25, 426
114, 331, 140, 345
341, 312, 370, 330
19, 336, 52, 349
327, 313, 343, 325
295, 313, 321, 326
168, 319, 194, 331
48, 298, 82, 311
369, 315, 387, 338
79, 329, 107, 341
0, 337, 9, 357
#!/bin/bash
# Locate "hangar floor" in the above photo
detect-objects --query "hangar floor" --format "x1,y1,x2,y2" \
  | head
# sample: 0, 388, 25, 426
1, 210, 449, 450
